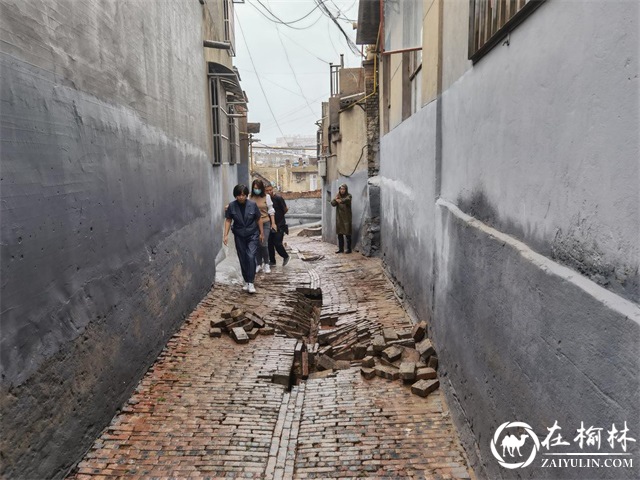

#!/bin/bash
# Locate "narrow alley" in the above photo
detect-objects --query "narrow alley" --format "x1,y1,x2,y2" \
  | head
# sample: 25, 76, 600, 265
69, 232, 472, 479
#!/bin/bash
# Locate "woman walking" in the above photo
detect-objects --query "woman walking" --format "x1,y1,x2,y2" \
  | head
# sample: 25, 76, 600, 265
223, 184, 264, 293
330, 183, 352, 254
249, 179, 276, 273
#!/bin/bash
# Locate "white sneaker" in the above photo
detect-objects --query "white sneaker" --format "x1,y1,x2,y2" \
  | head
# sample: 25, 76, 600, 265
248, 283, 256, 294
256, 264, 262, 273
263, 264, 271, 273
242, 283, 249, 291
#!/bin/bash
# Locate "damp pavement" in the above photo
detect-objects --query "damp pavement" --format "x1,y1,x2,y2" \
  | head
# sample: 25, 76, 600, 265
69, 231, 473, 479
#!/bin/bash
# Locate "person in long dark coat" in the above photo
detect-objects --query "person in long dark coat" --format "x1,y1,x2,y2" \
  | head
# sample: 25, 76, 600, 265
223, 184, 264, 293
330, 183, 352, 254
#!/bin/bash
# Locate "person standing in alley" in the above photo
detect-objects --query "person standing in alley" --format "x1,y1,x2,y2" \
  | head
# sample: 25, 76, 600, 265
265, 183, 290, 267
330, 183, 352, 254
249, 179, 276, 273
223, 184, 264, 294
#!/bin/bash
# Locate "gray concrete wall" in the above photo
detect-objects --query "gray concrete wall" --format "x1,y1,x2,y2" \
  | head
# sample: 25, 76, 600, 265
378, 0, 640, 477
0, 1, 232, 477
285, 197, 322, 226
434, 200, 640, 480
379, 103, 437, 320
441, 0, 639, 303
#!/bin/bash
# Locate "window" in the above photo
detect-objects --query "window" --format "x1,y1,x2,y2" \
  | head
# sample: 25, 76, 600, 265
208, 62, 246, 165
210, 77, 223, 165
209, 78, 240, 165
224, 0, 236, 56
228, 106, 239, 165
469, 0, 546, 62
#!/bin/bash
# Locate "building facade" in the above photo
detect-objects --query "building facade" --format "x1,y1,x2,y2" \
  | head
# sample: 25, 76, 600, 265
0, 0, 249, 477
357, 0, 639, 478
318, 61, 380, 254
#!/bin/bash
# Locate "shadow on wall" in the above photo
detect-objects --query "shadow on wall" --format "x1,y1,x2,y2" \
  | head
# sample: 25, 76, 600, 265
457, 189, 639, 303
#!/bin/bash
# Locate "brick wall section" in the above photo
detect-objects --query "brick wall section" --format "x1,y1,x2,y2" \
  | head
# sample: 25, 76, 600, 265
363, 59, 380, 177
281, 190, 322, 200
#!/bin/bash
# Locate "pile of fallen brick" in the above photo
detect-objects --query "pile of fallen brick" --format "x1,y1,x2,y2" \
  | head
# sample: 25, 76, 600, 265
358, 321, 440, 399
209, 306, 275, 343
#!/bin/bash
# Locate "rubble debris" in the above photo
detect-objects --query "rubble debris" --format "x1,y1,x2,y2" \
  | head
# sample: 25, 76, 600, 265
381, 346, 402, 363
416, 367, 437, 380
308, 369, 336, 380
260, 327, 275, 335
399, 362, 416, 381
361, 356, 375, 368
300, 253, 325, 262
382, 328, 399, 342
211, 306, 273, 343
297, 226, 322, 237
411, 379, 440, 398
427, 355, 438, 370
416, 338, 435, 359
411, 321, 427, 341
375, 365, 400, 380
231, 327, 249, 344
360, 367, 376, 379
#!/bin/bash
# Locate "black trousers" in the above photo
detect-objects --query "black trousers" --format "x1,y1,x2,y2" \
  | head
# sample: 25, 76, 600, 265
337, 234, 352, 252
268, 229, 289, 264
235, 233, 259, 283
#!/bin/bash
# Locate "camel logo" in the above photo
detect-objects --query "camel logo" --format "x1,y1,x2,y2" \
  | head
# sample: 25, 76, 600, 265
491, 421, 541, 469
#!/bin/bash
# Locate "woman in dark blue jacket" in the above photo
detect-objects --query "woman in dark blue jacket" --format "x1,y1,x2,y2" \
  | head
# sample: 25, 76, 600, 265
223, 184, 264, 293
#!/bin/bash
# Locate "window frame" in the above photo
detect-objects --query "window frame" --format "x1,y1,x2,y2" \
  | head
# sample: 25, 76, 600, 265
468, 0, 546, 63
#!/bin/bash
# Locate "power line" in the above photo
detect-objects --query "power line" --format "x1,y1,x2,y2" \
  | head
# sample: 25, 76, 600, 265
235, 13, 286, 139
247, 0, 325, 30
313, 0, 361, 56
279, 30, 332, 64
267, 0, 317, 117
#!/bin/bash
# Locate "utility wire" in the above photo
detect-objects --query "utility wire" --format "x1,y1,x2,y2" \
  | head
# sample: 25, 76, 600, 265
267, 0, 317, 117
248, 0, 325, 30
279, 30, 332, 64
235, 13, 286, 139
313, 0, 361, 56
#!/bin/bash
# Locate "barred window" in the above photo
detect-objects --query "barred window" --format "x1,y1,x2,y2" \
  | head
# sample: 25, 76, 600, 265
469, 0, 545, 62
209, 78, 239, 166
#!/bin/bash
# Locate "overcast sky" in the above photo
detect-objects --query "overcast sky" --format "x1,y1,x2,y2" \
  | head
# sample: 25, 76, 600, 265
234, 0, 363, 146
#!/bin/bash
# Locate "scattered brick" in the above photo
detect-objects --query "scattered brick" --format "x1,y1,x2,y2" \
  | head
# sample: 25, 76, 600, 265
260, 326, 275, 335
230, 327, 249, 344
247, 328, 259, 340
381, 346, 402, 362
416, 367, 437, 380
361, 356, 375, 368
316, 354, 336, 371
375, 365, 400, 380
428, 355, 439, 370
416, 338, 435, 358
360, 367, 376, 379
399, 362, 416, 381
353, 343, 368, 359
411, 379, 440, 397
372, 335, 386, 353
209, 327, 222, 338
411, 321, 427, 341
382, 328, 399, 342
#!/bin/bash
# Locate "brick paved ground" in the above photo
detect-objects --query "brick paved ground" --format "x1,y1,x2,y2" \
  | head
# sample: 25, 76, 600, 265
70, 234, 472, 479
